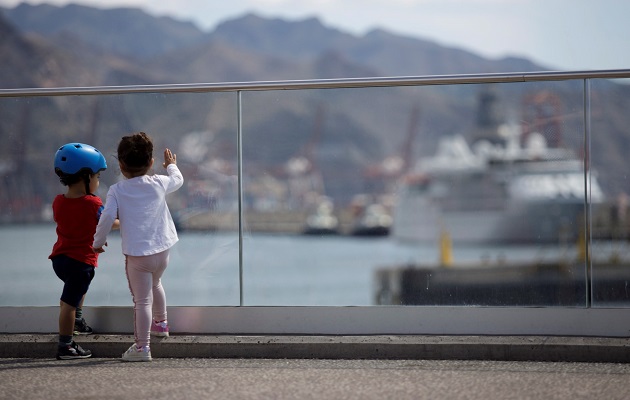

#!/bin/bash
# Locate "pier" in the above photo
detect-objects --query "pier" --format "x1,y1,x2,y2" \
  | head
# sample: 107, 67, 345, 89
375, 260, 630, 306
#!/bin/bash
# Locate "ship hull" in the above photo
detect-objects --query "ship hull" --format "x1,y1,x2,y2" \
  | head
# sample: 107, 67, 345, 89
392, 194, 588, 244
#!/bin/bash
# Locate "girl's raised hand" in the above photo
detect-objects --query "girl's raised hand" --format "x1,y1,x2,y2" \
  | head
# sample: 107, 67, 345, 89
163, 148, 177, 168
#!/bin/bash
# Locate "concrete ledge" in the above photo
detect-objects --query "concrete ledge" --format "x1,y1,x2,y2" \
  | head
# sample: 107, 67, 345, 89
4, 306, 630, 337
1, 334, 629, 363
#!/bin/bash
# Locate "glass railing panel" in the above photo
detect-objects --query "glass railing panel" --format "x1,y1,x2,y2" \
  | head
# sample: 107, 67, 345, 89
590, 78, 630, 307
391, 81, 589, 307
0, 92, 240, 306
240, 80, 588, 306
2, 72, 627, 309
239, 87, 423, 305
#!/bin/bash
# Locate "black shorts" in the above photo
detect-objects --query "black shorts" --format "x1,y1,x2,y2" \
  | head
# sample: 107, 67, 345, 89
51, 255, 95, 308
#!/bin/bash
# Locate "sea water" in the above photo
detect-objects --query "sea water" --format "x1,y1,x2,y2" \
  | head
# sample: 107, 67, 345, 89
0, 224, 590, 307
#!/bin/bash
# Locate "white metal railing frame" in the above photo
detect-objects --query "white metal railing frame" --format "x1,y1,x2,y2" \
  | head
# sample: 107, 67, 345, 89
2, 69, 630, 336
1, 69, 630, 97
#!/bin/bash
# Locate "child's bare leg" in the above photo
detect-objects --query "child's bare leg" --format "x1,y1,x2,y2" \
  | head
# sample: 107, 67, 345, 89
76, 294, 85, 320
59, 300, 76, 336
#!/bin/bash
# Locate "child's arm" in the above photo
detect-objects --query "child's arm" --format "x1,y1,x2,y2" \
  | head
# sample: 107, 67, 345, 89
93, 242, 107, 253
162, 148, 184, 193
93, 189, 118, 253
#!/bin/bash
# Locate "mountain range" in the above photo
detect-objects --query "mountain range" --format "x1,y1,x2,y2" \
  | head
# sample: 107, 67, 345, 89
1, 2, 545, 87
0, 2, 629, 217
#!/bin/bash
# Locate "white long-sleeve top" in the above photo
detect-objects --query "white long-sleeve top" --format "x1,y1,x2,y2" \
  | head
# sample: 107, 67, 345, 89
93, 164, 184, 256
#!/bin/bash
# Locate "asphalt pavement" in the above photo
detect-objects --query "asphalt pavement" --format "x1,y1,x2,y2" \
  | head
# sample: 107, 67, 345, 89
1, 334, 629, 399
1, 357, 630, 400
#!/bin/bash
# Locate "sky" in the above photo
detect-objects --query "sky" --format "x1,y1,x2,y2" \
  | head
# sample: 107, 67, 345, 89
1, 0, 629, 71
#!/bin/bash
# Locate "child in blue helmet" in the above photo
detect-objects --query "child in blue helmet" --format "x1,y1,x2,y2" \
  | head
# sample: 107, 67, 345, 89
49, 143, 117, 360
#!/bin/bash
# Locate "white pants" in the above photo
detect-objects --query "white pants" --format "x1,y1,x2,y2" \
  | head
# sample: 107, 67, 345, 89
125, 249, 169, 347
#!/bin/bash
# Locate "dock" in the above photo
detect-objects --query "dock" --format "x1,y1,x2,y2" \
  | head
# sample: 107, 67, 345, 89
375, 260, 630, 306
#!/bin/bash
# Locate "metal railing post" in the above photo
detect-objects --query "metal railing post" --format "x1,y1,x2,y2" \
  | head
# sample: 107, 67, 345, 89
237, 90, 244, 306
583, 79, 593, 307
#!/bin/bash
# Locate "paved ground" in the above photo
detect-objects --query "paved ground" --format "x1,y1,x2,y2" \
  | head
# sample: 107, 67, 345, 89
1, 357, 630, 400
2, 334, 629, 399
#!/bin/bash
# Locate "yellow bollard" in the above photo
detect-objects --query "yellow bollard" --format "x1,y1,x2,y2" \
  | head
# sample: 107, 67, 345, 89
440, 230, 453, 267
577, 229, 586, 263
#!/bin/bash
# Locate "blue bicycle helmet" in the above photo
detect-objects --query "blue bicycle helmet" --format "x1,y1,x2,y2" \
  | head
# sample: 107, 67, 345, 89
54, 143, 107, 176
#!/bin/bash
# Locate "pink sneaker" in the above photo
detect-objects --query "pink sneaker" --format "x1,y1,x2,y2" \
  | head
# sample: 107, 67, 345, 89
151, 320, 169, 337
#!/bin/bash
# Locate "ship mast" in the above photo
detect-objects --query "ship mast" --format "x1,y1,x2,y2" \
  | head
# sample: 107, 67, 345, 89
472, 85, 504, 145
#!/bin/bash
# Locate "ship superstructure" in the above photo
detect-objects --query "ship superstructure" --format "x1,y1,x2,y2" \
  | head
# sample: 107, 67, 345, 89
392, 79, 605, 247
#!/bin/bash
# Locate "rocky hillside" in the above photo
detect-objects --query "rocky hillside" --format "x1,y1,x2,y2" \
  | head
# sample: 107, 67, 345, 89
2, 3, 546, 83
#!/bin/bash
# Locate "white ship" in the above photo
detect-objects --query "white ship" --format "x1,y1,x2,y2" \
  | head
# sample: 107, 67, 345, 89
392, 124, 604, 244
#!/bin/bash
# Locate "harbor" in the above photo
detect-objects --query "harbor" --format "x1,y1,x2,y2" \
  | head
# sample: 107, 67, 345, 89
3, 223, 630, 308
2, 11, 630, 397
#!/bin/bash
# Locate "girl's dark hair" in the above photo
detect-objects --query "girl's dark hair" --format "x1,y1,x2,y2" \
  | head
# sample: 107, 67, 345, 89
117, 132, 153, 175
